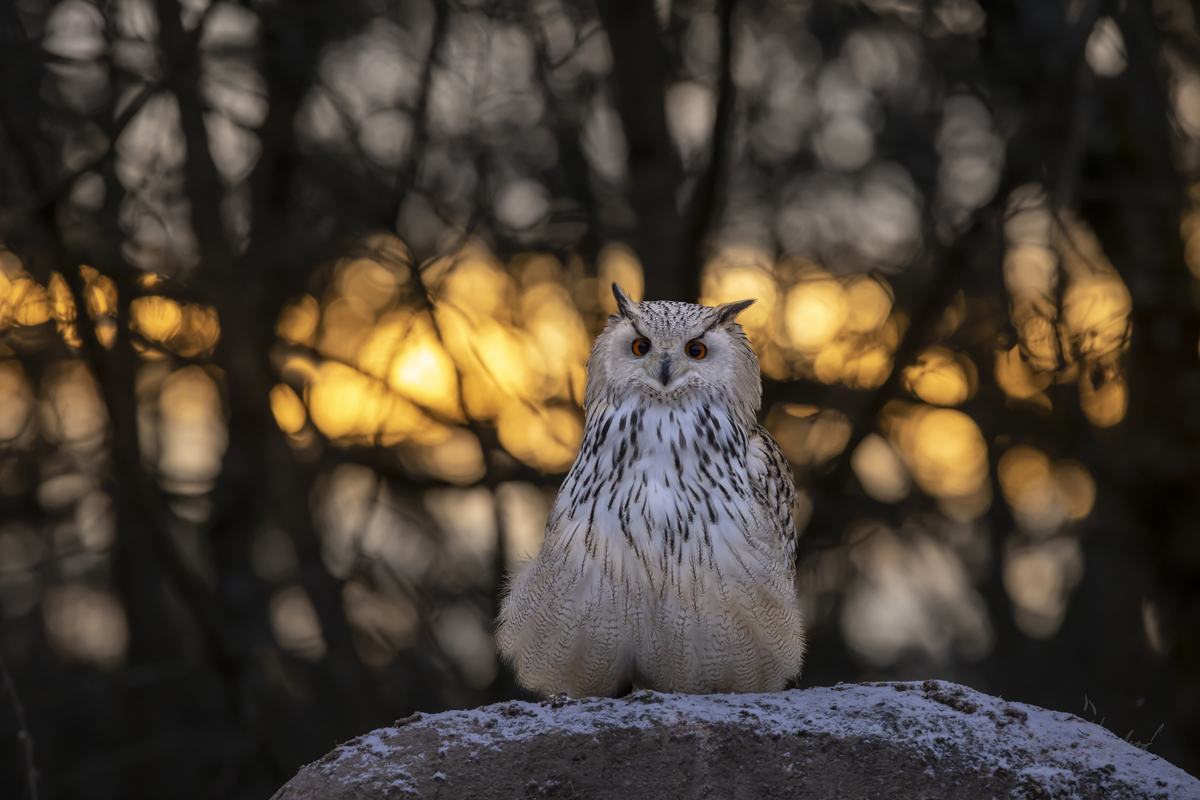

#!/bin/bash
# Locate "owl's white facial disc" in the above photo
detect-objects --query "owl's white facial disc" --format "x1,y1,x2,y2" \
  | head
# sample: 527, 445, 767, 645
584, 285, 761, 426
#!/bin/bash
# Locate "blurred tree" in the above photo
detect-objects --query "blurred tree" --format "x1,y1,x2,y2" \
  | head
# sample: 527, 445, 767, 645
0, 0, 1197, 798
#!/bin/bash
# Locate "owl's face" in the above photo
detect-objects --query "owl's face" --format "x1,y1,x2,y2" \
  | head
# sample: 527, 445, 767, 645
585, 284, 762, 423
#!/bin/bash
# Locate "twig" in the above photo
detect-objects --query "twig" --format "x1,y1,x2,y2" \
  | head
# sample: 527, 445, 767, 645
388, 0, 450, 225
0, 654, 37, 800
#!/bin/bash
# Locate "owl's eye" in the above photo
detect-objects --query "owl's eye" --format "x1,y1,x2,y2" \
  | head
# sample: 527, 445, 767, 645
631, 338, 651, 356
686, 340, 707, 359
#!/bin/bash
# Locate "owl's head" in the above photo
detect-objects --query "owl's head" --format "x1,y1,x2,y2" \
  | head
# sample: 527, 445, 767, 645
585, 284, 761, 422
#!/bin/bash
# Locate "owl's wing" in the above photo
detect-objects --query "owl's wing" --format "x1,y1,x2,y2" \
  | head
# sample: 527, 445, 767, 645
748, 424, 798, 556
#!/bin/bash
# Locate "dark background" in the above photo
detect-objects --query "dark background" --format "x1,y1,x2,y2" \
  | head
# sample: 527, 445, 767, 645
0, 0, 1198, 797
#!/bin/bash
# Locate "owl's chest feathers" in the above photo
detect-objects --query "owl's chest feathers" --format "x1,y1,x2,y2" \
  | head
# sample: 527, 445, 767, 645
553, 398, 768, 585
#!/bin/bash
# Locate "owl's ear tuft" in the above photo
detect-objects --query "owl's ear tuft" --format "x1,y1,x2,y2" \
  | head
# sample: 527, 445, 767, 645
715, 298, 755, 325
612, 283, 639, 320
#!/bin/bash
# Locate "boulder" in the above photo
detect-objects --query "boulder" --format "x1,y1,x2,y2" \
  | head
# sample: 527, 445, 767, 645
273, 680, 1198, 799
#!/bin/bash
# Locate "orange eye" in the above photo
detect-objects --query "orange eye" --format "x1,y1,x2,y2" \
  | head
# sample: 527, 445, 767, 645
686, 340, 707, 359
632, 338, 651, 356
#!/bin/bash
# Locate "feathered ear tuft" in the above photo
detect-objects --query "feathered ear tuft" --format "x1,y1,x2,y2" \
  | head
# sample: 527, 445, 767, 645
612, 283, 639, 320
715, 298, 755, 325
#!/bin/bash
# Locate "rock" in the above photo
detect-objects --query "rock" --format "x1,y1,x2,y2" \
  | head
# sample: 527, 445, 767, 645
273, 681, 1199, 799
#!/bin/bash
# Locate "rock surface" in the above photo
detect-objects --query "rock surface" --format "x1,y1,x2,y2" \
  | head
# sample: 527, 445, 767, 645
273, 680, 1198, 799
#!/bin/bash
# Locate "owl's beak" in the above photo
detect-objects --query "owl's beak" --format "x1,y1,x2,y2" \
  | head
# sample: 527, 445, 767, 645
658, 355, 671, 386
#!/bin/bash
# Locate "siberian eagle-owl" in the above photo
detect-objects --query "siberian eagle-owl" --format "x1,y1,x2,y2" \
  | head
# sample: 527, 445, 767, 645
497, 284, 804, 697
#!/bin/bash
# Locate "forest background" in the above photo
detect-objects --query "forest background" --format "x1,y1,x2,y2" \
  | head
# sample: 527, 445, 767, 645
0, 0, 1198, 797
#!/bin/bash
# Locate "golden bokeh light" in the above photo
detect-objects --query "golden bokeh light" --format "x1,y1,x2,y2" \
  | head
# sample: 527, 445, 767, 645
1079, 371, 1127, 427
998, 445, 1055, 520
270, 383, 307, 435
40, 361, 108, 450
850, 433, 911, 502
837, 341, 894, 389
903, 347, 972, 406
277, 294, 320, 346
307, 361, 401, 441
81, 266, 117, 317
1003, 537, 1084, 639
994, 345, 1052, 402
766, 403, 852, 466
522, 281, 593, 398
1000, 197, 1133, 428
95, 317, 117, 349
699, 252, 898, 387
843, 276, 893, 333
318, 297, 376, 363
598, 243, 644, 312
435, 243, 515, 320
168, 304, 221, 357
888, 403, 989, 502
386, 316, 461, 419
998, 445, 1096, 532
48, 273, 75, 322
413, 428, 487, 485
356, 309, 410, 379
1003, 244, 1057, 297
339, 257, 400, 313
1054, 460, 1096, 521
785, 272, 848, 352
1062, 274, 1131, 360
496, 403, 582, 473
0, 360, 33, 441
11, 278, 50, 326
1009, 296, 1059, 371
1005, 548, 1063, 618
273, 237, 608, 472
58, 323, 83, 349
158, 366, 228, 490
131, 296, 183, 342
462, 321, 525, 403
698, 247, 777, 332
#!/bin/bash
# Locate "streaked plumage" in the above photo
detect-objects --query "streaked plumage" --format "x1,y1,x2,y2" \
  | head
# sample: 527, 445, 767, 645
497, 284, 804, 697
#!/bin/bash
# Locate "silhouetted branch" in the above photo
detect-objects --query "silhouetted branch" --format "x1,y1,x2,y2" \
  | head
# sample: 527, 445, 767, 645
389, 0, 450, 226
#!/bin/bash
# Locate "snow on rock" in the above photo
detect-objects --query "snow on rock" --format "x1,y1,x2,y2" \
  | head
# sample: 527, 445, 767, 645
272, 680, 1199, 799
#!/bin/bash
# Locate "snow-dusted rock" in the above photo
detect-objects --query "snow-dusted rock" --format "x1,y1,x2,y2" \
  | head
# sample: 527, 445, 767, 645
273, 681, 1198, 799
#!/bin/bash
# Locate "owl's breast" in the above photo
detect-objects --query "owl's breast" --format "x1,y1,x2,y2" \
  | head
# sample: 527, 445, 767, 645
550, 398, 779, 590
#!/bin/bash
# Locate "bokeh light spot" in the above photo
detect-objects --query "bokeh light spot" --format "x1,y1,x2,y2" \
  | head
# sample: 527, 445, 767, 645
270, 383, 307, 435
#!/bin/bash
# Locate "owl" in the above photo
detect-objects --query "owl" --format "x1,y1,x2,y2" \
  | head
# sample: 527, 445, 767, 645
497, 284, 804, 698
